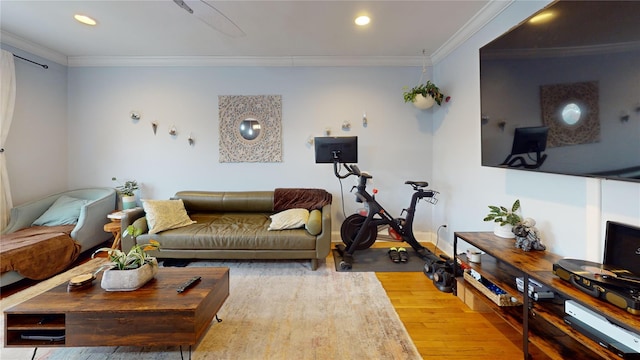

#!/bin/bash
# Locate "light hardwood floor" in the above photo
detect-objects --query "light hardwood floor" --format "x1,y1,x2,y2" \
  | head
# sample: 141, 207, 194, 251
372, 241, 525, 359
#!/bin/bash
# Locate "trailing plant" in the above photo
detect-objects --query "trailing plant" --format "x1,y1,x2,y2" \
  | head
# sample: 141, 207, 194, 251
483, 199, 522, 226
403, 80, 447, 105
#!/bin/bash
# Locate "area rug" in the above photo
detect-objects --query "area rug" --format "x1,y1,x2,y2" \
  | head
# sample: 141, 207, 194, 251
1, 257, 420, 360
332, 247, 427, 272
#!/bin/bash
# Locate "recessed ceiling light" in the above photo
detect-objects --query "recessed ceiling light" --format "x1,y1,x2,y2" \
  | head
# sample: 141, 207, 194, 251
529, 11, 554, 24
355, 15, 370, 26
74, 14, 97, 26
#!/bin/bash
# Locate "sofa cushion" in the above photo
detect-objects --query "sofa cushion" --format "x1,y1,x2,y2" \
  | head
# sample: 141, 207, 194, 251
268, 208, 309, 230
136, 212, 317, 251
142, 199, 195, 234
32, 195, 89, 226
305, 209, 323, 236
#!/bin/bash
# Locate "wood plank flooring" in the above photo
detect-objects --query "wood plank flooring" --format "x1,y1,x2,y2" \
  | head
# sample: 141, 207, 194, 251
372, 241, 525, 359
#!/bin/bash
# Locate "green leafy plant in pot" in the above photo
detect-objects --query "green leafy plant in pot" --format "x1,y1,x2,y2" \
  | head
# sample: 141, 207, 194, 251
112, 177, 139, 209
483, 199, 522, 238
403, 80, 449, 109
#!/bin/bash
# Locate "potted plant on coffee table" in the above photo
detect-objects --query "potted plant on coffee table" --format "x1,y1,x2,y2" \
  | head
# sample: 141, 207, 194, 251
483, 199, 522, 238
112, 177, 139, 210
403, 80, 449, 110
92, 236, 160, 291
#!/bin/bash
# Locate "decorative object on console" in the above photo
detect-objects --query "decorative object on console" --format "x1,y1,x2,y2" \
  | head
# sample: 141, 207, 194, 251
92, 239, 160, 291
112, 177, 139, 210
512, 217, 546, 251
219, 95, 282, 163
483, 199, 521, 238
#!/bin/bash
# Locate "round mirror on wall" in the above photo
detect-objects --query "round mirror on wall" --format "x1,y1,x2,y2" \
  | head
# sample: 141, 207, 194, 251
561, 103, 582, 126
239, 118, 261, 141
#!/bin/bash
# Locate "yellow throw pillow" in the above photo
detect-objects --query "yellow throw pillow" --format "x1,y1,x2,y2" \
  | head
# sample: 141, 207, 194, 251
305, 209, 322, 235
142, 199, 195, 234
268, 208, 309, 230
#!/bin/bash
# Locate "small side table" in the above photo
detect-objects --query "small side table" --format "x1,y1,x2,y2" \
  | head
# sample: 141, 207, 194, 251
104, 221, 122, 250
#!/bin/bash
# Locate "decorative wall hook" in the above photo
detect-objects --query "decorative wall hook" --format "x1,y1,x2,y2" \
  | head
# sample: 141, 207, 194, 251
324, 128, 331, 136
362, 112, 368, 127
342, 121, 351, 130
307, 135, 314, 145
188, 133, 195, 146
620, 111, 630, 122
498, 121, 506, 131
169, 125, 178, 136
151, 121, 158, 135
130, 111, 141, 121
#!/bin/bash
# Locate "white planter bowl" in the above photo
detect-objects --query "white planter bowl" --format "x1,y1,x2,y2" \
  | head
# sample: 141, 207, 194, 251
412, 94, 435, 110
101, 258, 158, 291
493, 224, 515, 238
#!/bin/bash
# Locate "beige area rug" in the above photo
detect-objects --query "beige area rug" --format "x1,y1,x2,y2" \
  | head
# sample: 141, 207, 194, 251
1, 257, 420, 360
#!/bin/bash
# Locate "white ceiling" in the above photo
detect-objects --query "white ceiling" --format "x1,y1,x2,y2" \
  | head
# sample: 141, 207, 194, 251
0, 0, 505, 67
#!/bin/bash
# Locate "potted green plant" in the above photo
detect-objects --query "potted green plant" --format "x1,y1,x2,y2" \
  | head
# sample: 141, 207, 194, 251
483, 199, 522, 238
403, 80, 448, 109
112, 177, 139, 209
92, 236, 160, 291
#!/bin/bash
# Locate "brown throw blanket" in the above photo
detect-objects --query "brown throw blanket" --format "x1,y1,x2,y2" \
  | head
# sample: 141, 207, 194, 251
274, 188, 332, 212
1, 225, 81, 280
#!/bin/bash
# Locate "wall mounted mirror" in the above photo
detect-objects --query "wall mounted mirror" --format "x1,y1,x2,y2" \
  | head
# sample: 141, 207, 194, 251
219, 95, 282, 163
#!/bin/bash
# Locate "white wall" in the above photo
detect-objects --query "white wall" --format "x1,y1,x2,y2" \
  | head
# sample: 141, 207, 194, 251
1, 44, 68, 206
66, 66, 439, 234
432, 1, 640, 261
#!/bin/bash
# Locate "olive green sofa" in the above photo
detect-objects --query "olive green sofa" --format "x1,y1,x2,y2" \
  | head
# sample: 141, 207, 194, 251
120, 189, 332, 270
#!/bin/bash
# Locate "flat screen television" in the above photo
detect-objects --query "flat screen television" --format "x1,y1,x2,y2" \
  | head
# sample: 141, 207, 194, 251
480, 0, 640, 183
314, 136, 358, 164
604, 221, 640, 275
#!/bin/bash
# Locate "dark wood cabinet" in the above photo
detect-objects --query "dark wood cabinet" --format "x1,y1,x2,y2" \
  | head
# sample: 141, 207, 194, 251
454, 232, 640, 360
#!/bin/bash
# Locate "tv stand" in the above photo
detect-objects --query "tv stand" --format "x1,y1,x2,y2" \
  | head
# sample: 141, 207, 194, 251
453, 232, 640, 359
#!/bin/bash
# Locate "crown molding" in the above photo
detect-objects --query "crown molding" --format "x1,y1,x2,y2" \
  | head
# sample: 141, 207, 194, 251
431, 0, 514, 65
0, 30, 68, 66
66, 55, 426, 67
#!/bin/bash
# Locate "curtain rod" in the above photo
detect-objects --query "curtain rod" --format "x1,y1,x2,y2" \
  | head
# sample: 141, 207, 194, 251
13, 54, 49, 69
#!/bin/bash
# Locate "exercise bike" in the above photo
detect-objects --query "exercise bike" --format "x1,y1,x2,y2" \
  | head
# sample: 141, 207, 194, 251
332, 162, 442, 271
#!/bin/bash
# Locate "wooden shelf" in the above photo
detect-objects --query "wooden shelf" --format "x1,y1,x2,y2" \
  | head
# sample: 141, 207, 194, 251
454, 232, 640, 360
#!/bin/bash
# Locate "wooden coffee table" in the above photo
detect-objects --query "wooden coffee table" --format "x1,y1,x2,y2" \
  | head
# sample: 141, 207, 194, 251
4, 267, 229, 349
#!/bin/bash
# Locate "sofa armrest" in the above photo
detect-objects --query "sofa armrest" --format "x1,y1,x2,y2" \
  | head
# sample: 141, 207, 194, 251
120, 208, 146, 252
314, 204, 332, 258
71, 191, 117, 251
2, 196, 58, 234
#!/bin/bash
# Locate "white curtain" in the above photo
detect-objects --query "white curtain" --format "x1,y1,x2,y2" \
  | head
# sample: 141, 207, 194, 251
1, 50, 16, 229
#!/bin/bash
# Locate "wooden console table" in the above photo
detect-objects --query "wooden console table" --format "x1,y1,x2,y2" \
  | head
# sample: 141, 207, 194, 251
453, 232, 640, 360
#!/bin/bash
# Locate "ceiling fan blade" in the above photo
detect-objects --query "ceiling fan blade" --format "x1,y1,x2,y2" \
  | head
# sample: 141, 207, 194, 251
184, 0, 246, 38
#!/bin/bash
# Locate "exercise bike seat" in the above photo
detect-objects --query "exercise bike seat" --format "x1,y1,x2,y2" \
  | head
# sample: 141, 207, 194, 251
405, 180, 429, 188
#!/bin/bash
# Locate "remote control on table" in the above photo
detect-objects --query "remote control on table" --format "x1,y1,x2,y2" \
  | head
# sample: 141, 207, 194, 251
177, 276, 201, 293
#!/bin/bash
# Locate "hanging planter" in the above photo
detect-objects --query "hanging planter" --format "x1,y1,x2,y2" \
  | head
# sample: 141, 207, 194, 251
403, 80, 447, 110
412, 94, 436, 110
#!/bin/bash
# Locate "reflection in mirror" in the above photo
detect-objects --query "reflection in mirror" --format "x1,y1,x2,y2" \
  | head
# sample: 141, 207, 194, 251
480, 0, 640, 183
239, 118, 261, 141
561, 103, 581, 126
